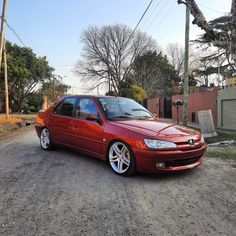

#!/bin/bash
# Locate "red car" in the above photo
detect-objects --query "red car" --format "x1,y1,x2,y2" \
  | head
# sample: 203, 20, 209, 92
35, 95, 207, 176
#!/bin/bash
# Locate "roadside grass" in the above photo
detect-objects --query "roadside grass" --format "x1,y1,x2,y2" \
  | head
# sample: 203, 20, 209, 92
204, 133, 236, 160
2, 113, 36, 121
0, 117, 23, 124
0, 122, 19, 137
0, 114, 36, 138
205, 133, 236, 144
0, 114, 36, 123
206, 146, 236, 159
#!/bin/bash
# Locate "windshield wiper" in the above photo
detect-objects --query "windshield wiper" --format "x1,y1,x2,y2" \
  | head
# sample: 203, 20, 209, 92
131, 108, 153, 118
132, 108, 150, 113
135, 115, 153, 120
109, 115, 134, 120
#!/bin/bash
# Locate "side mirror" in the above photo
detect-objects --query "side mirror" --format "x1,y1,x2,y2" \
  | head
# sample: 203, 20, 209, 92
86, 114, 100, 123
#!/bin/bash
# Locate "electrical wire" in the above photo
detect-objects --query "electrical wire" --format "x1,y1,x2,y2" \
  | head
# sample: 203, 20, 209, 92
144, 0, 169, 33
139, 0, 163, 29
5, 20, 26, 47
151, 0, 174, 36
198, 3, 229, 14
126, 0, 154, 43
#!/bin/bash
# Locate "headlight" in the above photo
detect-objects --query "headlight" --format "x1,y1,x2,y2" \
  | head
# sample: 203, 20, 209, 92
144, 139, 177, 149
200, 135, 205, 143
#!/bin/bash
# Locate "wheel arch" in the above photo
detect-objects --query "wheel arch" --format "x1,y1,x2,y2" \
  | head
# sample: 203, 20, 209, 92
106, 139, 136, 162
106, 139, 137, 176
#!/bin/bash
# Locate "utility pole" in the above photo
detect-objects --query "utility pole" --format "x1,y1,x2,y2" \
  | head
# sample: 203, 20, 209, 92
217, 48, 220, 87
0, 0, 7, 68
183, 4, 190, 126
0, 0, 8, 108
3, 39, 9, 118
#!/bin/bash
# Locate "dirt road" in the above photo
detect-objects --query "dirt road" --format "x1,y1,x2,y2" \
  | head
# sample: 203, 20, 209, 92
0, 129, 235, 236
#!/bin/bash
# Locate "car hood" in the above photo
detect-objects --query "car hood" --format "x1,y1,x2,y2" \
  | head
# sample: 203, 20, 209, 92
110, 119, 199, 139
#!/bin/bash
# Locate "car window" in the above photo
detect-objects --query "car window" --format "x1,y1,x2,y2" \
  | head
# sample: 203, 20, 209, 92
98, 97, 153, 120
75, 98, 98, 119
54, 97, 76, 117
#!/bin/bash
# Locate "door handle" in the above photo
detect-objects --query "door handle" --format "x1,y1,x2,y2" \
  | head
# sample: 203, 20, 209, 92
72, 123, 79, 128
69, 121, 77, 128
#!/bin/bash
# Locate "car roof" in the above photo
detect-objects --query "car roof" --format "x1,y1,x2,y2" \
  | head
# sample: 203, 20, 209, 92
61, 95, 126, 99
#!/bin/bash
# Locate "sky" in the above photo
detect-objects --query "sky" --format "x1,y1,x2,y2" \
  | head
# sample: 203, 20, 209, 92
5, 0, 232, 94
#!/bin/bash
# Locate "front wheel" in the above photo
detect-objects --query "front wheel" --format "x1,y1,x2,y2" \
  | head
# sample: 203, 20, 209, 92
108, 141, 136, 176
40, 128, 54, 151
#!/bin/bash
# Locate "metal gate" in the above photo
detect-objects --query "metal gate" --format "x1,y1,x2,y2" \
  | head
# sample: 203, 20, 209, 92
222, 99, 236, 130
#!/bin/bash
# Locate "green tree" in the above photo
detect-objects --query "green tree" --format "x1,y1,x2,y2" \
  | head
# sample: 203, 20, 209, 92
41, 76, 71, 105
178, 0, 236, 72
119, 77, 133, 98
22, 92, 44, 113
0, 41, 54, 112
129, 51, 181, 97
188, 74, 197, 86
130, 84, 147, 104
192, 15, 235, 81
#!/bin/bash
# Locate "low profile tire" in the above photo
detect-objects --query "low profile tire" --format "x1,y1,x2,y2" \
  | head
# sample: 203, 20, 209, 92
108, 141, 136, 176
40, 128, 54, 151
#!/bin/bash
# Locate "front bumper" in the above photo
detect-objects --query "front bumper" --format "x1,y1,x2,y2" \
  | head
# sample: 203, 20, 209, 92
35, 124, 42, 138
133, 143, 207, 173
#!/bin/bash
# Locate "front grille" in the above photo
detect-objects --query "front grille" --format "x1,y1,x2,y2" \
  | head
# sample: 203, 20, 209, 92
165, 156, 201, 167
176, 140, 203, 151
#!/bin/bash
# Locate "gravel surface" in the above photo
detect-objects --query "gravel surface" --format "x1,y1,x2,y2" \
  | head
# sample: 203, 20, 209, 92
0, 129, 236, 236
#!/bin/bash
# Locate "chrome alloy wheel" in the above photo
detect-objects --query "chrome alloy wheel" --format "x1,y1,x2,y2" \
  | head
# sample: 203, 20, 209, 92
109, 142, 131, 174
40, 128, 51, 150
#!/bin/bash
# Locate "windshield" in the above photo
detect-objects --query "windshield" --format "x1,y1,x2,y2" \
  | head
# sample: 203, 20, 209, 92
97, 97, 154, 120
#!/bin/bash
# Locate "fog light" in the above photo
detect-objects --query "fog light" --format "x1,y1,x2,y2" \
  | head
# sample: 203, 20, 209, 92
156, 162, 165, 168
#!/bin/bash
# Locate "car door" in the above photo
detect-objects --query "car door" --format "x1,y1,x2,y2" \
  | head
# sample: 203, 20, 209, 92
49, 97, 77, 146
70, 97, 104, 157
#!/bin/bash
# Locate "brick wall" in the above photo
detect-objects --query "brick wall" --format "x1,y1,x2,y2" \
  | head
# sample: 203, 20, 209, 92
172, 87, 218, 125
147, 97, 161, 117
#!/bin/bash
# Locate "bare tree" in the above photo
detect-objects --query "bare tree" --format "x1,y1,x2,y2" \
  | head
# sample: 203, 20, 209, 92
166, 42, 199, 79
177, 0, 236, 66
75, 24, 156, 95
192, 51, 215, 86
166, 43, 185, 77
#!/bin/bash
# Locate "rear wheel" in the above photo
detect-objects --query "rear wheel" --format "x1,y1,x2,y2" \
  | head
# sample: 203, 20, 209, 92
40, 128, 54, 151
108, 141, 136, 176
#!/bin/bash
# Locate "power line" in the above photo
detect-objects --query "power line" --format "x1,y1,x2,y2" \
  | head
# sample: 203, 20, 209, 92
139, 0, 163, 29
158, 2, 174, 26
145, 0, 169, 33
5, 20, 26, 47
198, 3, 230, 14
151, 0, 174, 37
126, 0, 154, 43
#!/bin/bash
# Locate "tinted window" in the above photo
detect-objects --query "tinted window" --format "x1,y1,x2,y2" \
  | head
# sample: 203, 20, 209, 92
54, 97, 76, 117
75, 98, 98, 119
